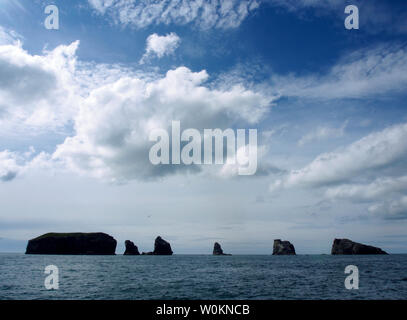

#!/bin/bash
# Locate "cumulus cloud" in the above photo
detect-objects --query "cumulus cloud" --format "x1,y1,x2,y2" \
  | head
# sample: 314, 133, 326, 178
0, 32, 276, 183
52, 66, 275, 182
272, 44, 407, 100
88, 0, 260, 29
140, 32, 180, 64
0, 38, 81, 135
1, 29, 405, 196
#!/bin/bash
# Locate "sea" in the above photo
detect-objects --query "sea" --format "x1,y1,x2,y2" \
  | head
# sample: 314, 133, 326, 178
0, 253, 406, 300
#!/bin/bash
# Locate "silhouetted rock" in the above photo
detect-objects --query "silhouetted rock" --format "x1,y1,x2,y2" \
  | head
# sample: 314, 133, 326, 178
141, 251, 154, 255
25, 232, 117, 255
213, 242, 224, 255
213, 242, 231, 255
124, 240, 140, 255
153, 236, 173, 255
273, 239, 296, 255
331, 239, 387, 255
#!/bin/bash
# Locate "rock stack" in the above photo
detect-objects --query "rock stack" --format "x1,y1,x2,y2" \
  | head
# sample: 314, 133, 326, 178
142, 236, 173, 255
123, 240, 140, 255
272, 239, 296, 255
213, 242, 231, 255
331, 239, 387, 255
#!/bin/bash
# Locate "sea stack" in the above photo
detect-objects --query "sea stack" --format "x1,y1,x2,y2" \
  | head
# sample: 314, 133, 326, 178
213, 242, 231, 255
142, 236, 173, 255
123, 240, 140, 255
331, 239, 388, 255
154, 236, 173, 255
273, 239, 296, 255
25, 232, 117, 255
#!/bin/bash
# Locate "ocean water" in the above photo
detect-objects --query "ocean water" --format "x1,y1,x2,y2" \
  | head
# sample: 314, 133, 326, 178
0, 253, 406, 300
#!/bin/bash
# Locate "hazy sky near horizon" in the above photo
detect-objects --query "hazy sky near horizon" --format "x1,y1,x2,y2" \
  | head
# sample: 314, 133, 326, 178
1, 0, 407, 254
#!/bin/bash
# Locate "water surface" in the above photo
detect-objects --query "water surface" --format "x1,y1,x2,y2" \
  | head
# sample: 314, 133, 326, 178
0, 254, 406, 299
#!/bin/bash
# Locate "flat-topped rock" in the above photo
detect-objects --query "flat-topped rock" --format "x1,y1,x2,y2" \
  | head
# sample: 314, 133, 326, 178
273, 239, 296, 255
25, 232, 117, 255
124, 240, 140, 255
213, 242, 231, 255
331, 238, 388, 255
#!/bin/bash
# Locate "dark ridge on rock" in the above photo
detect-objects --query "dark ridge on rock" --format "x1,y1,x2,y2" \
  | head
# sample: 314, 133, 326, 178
153, 236, 173, 255
124, 240, 140, 255
213, 242, 231, 255
273, 239, 296, 255
25, 232, 117, 255
331, 238, 388, 255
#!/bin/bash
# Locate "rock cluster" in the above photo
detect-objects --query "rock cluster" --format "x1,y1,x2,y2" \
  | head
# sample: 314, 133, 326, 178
25, 233, 390, 256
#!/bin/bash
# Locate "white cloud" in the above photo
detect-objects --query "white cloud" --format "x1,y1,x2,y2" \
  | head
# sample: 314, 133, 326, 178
298, 121, 348, 146
0, 37, 81, 135
270, 122, 407, 219
0, 150, 20, 182
52, 66, 275, 182
140, 32, 180, 64
0, 26, 21, 45
0, 36, 276, 183
88, 0, 260, 29
271, 122, 407, 191
325, 176, 407, 201
272, 44, 407, 100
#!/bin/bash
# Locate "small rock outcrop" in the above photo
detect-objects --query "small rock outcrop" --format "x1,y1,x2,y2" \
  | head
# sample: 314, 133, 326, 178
153, 236, 173, 255
273, 239, 296, 255
25, 232, 117, 255
124, 240, 140, 255
213, 242, 231, 255
142, 236, 173, 255
331, 239, 388, 255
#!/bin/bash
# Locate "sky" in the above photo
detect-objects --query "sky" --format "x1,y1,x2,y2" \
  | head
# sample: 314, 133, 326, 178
0, 0, 407, 254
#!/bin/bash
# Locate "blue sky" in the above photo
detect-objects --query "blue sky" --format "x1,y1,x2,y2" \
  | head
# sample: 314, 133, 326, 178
0, 0, 407, 254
